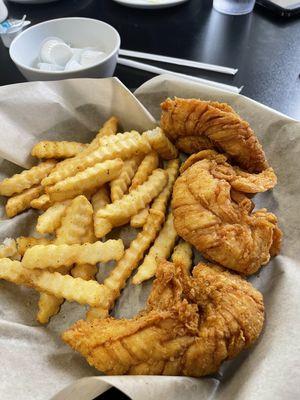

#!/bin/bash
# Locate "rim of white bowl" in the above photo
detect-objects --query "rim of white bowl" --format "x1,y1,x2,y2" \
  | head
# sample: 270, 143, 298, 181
9, 17, 121, 75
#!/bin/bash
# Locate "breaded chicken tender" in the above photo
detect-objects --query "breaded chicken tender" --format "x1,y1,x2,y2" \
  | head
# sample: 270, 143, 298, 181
63, 259, 264, 376
160, 97, 268, 172
172, 151, 281, 275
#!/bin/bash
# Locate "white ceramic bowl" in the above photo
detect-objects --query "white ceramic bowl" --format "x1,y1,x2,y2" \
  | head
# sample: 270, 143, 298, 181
9, 17, 121, 81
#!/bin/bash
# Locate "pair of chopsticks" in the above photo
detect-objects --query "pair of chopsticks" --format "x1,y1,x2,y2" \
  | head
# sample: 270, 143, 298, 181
118, 49, 242, 94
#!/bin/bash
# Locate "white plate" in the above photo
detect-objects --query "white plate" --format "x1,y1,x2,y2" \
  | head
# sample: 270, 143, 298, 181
7, 0, 60, 4
112, 0, 189, 9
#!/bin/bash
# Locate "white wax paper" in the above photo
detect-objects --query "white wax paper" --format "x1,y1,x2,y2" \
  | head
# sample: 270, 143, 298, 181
0, 75, 299, 400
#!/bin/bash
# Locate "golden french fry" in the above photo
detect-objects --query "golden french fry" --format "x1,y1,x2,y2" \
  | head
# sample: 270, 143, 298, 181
0, 259, 111, 308
5, 185, 43, 218
30, 194, 51, 210
22, 240, 124, 270
70, 205, 98, 281
0, 258, 28, 285
16, 237, 52, 257
110, 156, 142, 202
31, 271, 111, 308
42, 131, 151, 187
55, 196, 95, 245
46, 159, 123, 203
80, 116, 119, 156
69, 219, 99, 314
36, 200, 71, 234
143, 127, 178, 160
37, 294, 64, 324
171, 240, 193, 272
91, 185, 110, 214
31, 141, 88, 159
71, 264, 97, 280
94, 116, 118, 140
101, 161, 179, 311
103, 209, 165, 310
38, 195, 94, 323
74, 190, 108, 317
0, 160, 56, 196
129, 152, 159, 192
81, 220, 97, 244
94, 169, 168, 238
129, 152, 160, 228
48, 117, 119, 179
0, 238, 18, 259
151, 159, 180, 215
132, 213, 177, 284
46, 195, 96, 319
130, 206, 150, 228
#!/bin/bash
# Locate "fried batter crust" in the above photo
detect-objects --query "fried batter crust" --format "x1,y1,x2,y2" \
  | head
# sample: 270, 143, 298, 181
63, 259, 264, 376
160, 97, 268, 173
172, 152, 281, 275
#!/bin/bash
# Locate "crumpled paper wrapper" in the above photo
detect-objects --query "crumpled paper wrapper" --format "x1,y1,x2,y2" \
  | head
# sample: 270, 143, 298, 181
0, 75, 299, 400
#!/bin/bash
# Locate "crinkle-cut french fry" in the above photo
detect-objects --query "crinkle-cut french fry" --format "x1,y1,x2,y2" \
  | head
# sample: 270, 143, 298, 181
16, 237, 52, 257
81, 219, 97, 244
151, 159, 180, 215
37, 294, 64, 324
38, 196, 94, 323
31, 141, 88, 159
101, 160, 180, 309
71, 264, 97, 280
30, 194, 51, 210
22, 240, 124, 270
171, 240, 193, 272
143, 127, 178, 160
103, 209, 166, 310
0, 258, 28, 285
70, 191, 107, 316
91, 186, 110, 214
129, 152, 159, 192
70, 207, 97, 281
6, 185, 44, 218
132, 213, 177, 284
86, 306, 109, 321
47, 117, 119, 179
55, 196, 95, 245
0, 160, 56, 196
46, 158, 123, 203
110, 156, 142, 202
78, 116, 119, 157
31, 271, 111, 307
94, 169, 168, 238
94, 116, 118, 141
130, 206, 150, 228
0, 239, 18, 259
0, 259, 111, 308
36, 200, 71, 234
42, 131, 151, 187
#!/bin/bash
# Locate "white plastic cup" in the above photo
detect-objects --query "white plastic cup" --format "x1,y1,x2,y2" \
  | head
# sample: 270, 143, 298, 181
40, 37, 73, 66
0, 25, 24, 48
213, 0, 255, 15
64, 58, 82, 71
80, 49, 107, 67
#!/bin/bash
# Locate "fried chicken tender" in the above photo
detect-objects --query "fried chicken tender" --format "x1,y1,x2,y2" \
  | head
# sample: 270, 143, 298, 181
63, 259, 264, 377
160, 97, 268, 172
172, 151, 281, 275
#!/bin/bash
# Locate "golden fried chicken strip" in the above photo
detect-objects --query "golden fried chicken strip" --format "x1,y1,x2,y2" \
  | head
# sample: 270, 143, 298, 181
172, 153, 281, 275
63, 260, 264, 377
180, 150, 277, 193
160, 97, 268, 172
